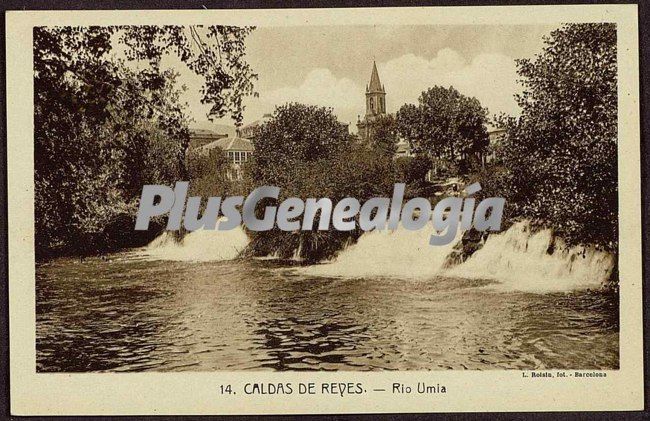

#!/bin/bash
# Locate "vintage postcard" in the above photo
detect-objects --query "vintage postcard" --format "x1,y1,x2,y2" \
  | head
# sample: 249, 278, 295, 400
6, 4, 644, 415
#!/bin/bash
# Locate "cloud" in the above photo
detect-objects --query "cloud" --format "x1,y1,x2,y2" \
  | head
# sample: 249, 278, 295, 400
244, 68, 365, 125
240, 48, 521, 128
379, 49, 521, 119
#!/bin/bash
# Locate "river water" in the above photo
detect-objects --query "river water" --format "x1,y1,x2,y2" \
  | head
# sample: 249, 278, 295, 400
36, 237, 619, 371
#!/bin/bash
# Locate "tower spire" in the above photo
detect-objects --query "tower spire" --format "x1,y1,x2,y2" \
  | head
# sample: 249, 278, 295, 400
368, 60, 384, 93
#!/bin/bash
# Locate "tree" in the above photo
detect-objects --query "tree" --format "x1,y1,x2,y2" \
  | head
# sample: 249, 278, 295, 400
495, 23, 617, 249
395, 156, 431, 184
396, 86, 489, 172
245, 103, 395, 261
367, 114, 399, 157
249, 103, 351, 186
34, 25, 258, 257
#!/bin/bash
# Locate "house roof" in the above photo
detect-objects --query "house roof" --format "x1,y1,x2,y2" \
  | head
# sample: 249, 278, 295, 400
396, 143, 410, 154
488, 127, 506, 134
190, 129, 226, 137
241, 113, 273, 132
199, 136, 254, 153
396, 138, 410, 154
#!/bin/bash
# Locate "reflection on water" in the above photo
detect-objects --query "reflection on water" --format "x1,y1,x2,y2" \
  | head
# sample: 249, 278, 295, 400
36, 254, 619, 372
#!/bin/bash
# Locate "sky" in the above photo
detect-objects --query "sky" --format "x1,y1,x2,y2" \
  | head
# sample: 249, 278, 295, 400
162, 24, 556, 131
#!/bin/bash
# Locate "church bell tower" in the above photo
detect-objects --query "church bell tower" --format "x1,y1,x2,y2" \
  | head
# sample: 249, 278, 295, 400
357, 60, 387, 141
365, 60, 386, 117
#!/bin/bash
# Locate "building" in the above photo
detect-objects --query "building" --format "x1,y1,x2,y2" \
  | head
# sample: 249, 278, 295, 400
356, 62, 412, 158
356, 61, 387, 141
239, 113, 273, 139
355, 61, 414, 160
395, 138, 412, 159
353, 60, 506, 181
196, 136, 254, 181
483, 127, 507, 166
488, 127, 506, 147
188, 129, 228, 150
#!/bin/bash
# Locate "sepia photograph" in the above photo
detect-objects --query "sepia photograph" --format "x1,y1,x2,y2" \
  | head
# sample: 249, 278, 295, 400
34, 21, 620, 372
6, 4, 644, 415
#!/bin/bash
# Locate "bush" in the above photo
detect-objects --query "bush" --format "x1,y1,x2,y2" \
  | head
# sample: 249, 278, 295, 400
186, 148, 233, 197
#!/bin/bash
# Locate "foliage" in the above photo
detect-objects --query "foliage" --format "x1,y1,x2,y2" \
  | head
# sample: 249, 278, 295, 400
367, 114, 399, 157
395, 85, 489, 172
489, 23, 617, 249
245, 103, 396, 261
395, 156, 431, 184
117, 25, 258, 125
34, 25, 257, 257
250, 103, 351, 186
465, 164, 517, 231
186, 147, 233, 197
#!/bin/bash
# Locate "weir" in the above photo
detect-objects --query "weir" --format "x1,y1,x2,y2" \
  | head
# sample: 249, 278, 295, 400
302, 221, 614, 292
139, 220, 615, 293
139, 224, 249, 262
301, 225, 460, 279
446, 221, 615, 292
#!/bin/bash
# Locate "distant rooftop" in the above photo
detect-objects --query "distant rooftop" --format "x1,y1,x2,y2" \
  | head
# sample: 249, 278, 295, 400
189, 122, 237, 139
241, 113, 273, 131
488, 127, 506, 134
190, 128, 223, 136
199, 136, 254, 153
189, 128, 228, 150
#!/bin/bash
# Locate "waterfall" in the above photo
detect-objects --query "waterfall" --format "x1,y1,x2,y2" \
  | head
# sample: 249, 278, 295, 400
301, 225, 461, 279
138, 219, 615, 292
447, 221, 615, 292
300, 221, 615, 293
138, 225, 249, 262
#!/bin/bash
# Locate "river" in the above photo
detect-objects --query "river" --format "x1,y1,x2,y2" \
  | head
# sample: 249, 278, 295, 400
36, 223, 619, 372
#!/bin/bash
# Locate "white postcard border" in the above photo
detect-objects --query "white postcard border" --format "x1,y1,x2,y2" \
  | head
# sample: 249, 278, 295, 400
7, 5, 643, 415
